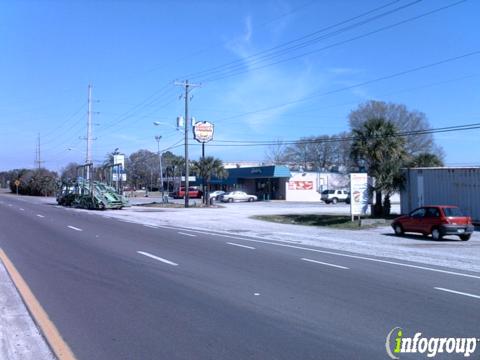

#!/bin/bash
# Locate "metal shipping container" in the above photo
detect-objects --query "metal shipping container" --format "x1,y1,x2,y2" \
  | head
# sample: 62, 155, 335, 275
400, 167, 480, 223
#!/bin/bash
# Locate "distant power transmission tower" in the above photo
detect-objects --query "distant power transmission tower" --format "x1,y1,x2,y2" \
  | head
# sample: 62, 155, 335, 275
34, 133, 45, 169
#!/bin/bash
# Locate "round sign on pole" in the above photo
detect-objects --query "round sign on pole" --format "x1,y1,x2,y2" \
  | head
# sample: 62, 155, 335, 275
193, 121, 214, 143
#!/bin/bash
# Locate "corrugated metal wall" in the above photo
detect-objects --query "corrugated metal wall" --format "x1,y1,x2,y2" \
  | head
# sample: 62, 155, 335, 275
401, 168, 480, 223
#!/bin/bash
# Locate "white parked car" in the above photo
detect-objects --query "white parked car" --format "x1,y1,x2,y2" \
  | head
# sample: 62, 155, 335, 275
219, 191, 257, 203
321, 189, 349, 204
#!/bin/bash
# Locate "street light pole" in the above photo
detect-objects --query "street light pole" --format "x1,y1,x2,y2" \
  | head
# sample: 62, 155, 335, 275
155, 135, 164, 201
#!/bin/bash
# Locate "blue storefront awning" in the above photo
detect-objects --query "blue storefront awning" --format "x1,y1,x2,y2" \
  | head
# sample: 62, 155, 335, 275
206, 165, 291, 186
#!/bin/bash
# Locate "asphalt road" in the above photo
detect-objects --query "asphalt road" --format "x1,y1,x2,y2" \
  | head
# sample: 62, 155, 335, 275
0, 194, 479, 359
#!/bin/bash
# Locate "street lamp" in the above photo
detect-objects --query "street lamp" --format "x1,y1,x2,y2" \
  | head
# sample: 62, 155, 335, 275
154, 135, 164, 201
153, 121, 180, 130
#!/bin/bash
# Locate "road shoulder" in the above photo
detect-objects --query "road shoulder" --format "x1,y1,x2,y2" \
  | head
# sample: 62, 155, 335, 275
0, 256, 55, 360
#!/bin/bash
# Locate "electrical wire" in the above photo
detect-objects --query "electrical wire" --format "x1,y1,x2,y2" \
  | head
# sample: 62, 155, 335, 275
182, 0, 407, 80
214, 50, 480, 123
198, 122, 480, 147
199, 1, 466, 83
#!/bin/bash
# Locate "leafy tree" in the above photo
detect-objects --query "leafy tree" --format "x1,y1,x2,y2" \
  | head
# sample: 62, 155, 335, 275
191, 156, 228, 204
350, 118, 407, 216
0, 171, 9, 188
8, 168, 58, 196
128, 150, 158, 190
166, 155, 185, 192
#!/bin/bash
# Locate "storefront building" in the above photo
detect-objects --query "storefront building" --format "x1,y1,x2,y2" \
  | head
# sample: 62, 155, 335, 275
211, 165, 291, 200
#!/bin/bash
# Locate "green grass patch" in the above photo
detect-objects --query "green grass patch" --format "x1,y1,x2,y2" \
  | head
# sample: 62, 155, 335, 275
251, 214, 390, 230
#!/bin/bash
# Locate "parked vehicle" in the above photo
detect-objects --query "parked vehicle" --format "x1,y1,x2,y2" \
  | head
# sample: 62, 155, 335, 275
173, 187, 203, 199
391, 205, 474, 241
208, 190, 225, 200
219, 191, 257, 203
321, 189, 349, 204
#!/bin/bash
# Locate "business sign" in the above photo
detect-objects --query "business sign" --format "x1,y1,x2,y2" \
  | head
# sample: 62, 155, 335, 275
193, 121, 214, 143
350, 173, 369, 216
112, 154, 127, 182
288, 181, 314, 190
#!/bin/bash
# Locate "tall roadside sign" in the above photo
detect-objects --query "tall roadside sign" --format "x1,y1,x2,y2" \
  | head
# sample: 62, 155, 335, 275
350, 173, 369, 221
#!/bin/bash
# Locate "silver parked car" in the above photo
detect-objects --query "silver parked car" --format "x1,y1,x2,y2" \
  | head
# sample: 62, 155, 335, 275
208, 190, 225, 200
219, 191, 257, 203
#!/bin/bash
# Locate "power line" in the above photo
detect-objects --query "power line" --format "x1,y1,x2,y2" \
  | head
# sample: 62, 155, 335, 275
182, 0, 407, 80
96, 82, 176, 134
199, 0, 466, 83
200, 122, 480, 147
215, 50, 480, 123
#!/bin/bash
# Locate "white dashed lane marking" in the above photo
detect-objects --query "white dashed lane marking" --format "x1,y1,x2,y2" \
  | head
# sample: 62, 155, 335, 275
67, 226, 82, 232
227, 242, 255, 250
178, 232, 196, 237
435, 287, 480, 300
137, 251, 178, 266
301, 258, 349, 270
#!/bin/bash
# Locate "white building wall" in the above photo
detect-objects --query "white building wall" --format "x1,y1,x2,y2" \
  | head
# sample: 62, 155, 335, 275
285, 172, 349, 202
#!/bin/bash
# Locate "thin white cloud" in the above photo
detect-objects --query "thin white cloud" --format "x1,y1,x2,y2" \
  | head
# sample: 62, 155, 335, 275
221, 16, 320, 133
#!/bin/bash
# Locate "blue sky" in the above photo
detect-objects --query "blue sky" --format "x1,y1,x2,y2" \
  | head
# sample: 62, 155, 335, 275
1, 0, 479, 171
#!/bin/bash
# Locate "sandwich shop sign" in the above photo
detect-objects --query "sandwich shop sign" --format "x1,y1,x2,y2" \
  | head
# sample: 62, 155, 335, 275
193, 121, 214, 143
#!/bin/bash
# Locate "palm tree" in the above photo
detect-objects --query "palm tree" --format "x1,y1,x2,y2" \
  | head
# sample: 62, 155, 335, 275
191, 156, 228, 204
409, 152, 443, 167
351, 118, 407, 216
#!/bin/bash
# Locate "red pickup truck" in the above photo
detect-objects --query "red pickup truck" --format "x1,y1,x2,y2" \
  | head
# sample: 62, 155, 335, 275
173, 187, 203, 199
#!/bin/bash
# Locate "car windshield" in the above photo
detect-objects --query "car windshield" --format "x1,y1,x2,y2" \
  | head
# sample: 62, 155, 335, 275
322, 190, 335, 194
443, 207, 463, 217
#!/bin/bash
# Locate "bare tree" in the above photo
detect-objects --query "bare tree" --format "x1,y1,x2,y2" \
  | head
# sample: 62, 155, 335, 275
264, 139, 288, 165
349, 100, 438, 156
283, 132, 352, 172
60, 162, 81, 181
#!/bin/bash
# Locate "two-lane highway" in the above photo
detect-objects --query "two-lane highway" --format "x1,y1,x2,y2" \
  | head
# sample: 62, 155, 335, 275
1, 194, 479, 359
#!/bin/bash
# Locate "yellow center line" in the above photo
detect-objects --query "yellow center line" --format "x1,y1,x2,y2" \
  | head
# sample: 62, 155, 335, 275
0, 248, 77, 360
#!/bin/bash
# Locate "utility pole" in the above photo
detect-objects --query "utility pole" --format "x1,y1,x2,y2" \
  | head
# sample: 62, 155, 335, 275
175, 80, 201, 208
155, 135, 164, 202
86, 84, 93, 180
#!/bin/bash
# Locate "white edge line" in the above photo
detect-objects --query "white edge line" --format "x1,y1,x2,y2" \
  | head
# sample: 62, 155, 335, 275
227, 242, 255, 250
137, 251, 178, 266
434, 287, 480, 299
19, 208, 24, 211
143, 225, 158, 229
67, 225, 82, 231
301, 258, 349, 270
178, 232, 196, 237
147, 224, 480, 280
36, 214, 45, 218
